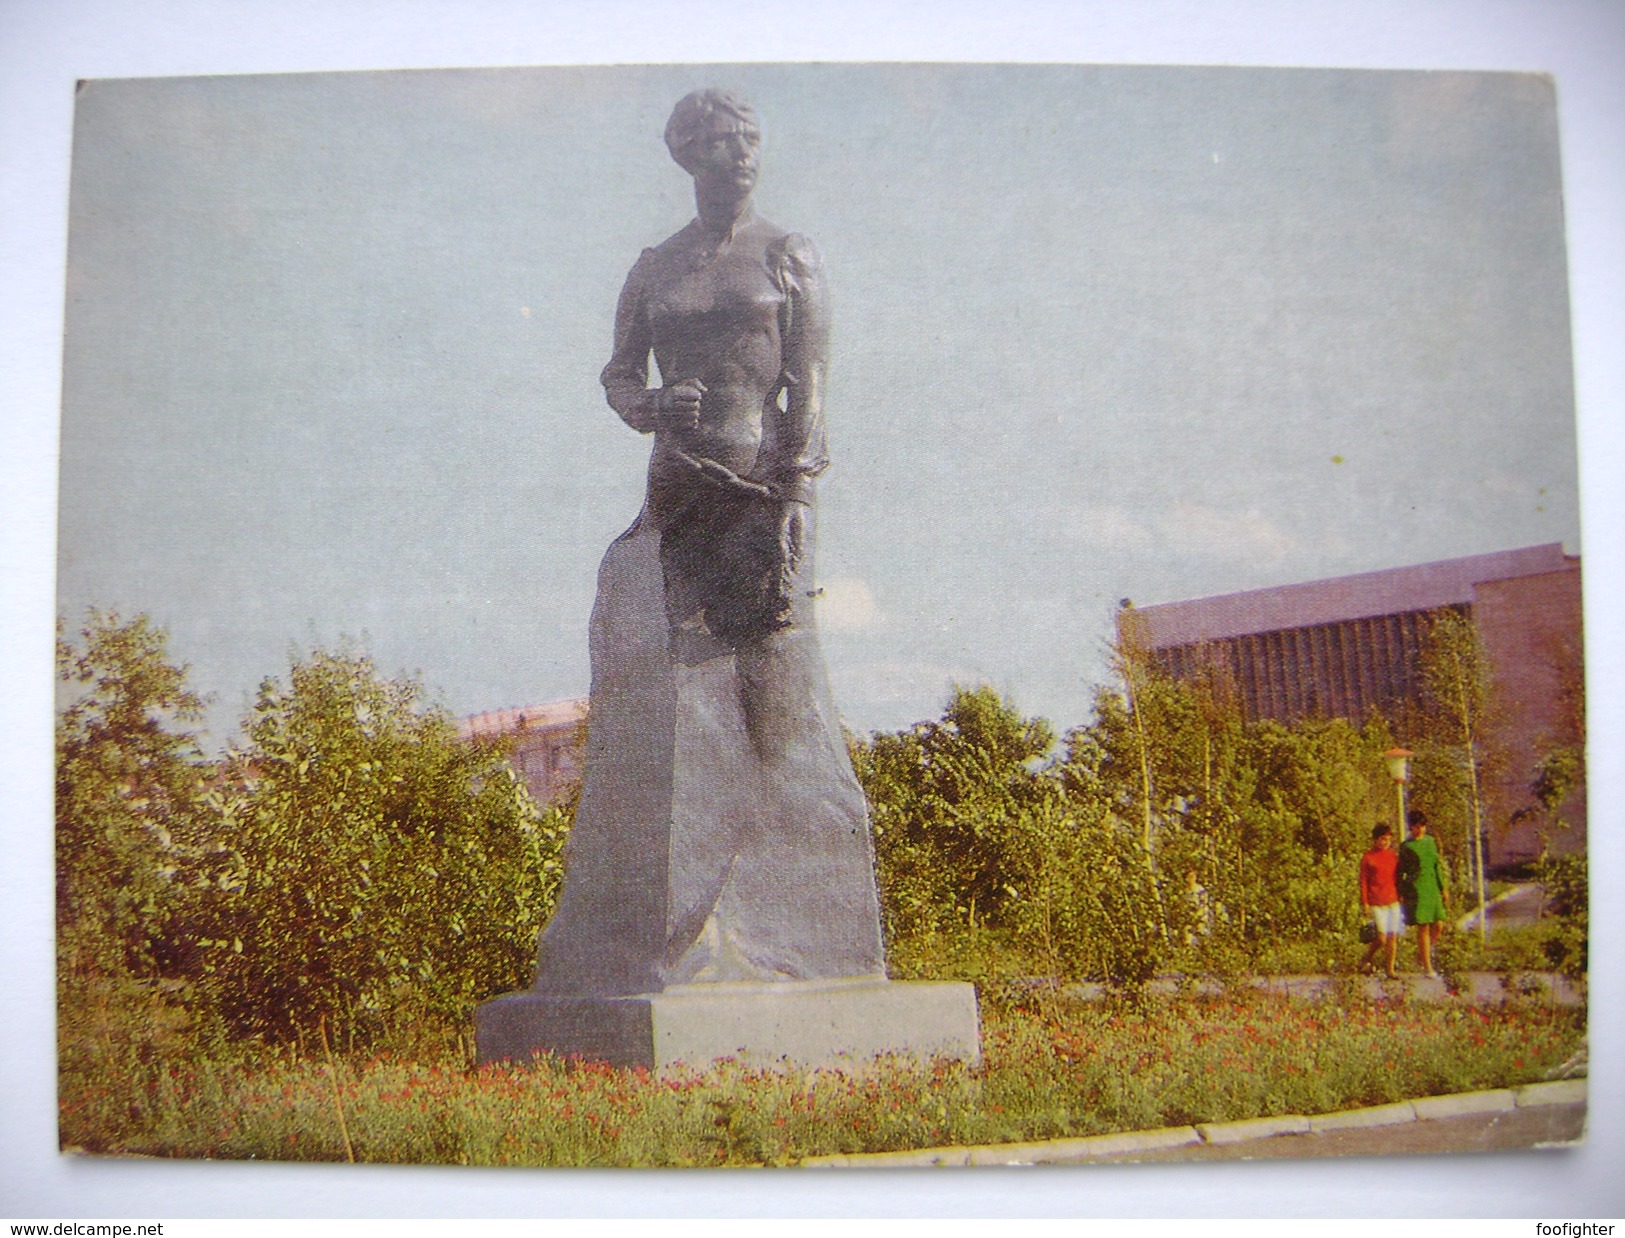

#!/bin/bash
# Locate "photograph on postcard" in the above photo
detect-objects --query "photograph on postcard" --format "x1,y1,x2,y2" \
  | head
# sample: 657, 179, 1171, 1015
54, 63, 1586, 1167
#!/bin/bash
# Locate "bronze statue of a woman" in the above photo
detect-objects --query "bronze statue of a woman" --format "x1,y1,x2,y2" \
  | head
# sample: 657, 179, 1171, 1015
477, 89, 978, 1069
527, 89, 888, 995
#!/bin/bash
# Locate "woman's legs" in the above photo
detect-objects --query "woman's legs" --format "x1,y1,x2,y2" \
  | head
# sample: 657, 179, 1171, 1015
1417, 920, 1441, 976
1366, 905, 1402, 977
1359, 935, 1381, 973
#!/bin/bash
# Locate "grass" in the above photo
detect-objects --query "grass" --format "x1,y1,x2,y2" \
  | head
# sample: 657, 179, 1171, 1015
60, 986, 1584, 1167
1431, 918, 1583, 977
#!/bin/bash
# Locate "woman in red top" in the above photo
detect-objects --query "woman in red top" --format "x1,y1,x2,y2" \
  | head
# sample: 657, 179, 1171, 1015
1358, 824, 1403, 977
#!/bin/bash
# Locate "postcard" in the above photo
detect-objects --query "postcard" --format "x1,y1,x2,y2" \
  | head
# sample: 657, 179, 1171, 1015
52, 61, 1588, 1180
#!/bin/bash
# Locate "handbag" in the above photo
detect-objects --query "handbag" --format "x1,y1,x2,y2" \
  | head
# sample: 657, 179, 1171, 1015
1359, 921, 1378, 944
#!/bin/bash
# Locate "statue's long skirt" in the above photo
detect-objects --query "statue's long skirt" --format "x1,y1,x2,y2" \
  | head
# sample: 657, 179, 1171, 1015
530, 490, 887, 997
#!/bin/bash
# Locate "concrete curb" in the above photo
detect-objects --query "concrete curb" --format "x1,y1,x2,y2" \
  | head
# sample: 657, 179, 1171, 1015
969, 1126, 1204, 1165
804, 1125, 1201, 1169
1518, 1078, 1586, 1107
799, 1079, 1586, 1168
1411, 1088, 1516, 1119
1308, 1100, 1417, 1133
1197, 1114, 1311, 1144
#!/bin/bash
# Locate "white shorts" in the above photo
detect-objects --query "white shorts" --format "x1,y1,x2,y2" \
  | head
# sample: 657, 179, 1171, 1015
1370, 903, 1404, 936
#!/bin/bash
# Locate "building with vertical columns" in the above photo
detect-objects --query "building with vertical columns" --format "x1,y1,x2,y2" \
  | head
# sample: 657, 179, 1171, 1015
1121, 544, 1584, 868
459, 697, 588, 807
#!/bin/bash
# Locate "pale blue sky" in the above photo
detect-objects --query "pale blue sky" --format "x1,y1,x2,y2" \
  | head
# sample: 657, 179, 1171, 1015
57, 63, 1579, 743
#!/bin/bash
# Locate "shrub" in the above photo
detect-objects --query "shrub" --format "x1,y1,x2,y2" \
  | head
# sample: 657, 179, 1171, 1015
1535, 853, 1587, 980
55, 611, 222, 1096
858, 684, 1057, 951
195, 647, 567, 1050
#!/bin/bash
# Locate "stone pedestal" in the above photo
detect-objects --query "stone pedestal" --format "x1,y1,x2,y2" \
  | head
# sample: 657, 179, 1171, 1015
474, 512, 981, 1072
475, 977, 981, 1072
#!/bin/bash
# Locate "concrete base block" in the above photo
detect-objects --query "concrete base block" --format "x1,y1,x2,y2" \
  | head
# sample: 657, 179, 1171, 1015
475, 978, 981, 1072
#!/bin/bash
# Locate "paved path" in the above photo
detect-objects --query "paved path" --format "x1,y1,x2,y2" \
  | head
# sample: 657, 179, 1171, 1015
804, 1080, 1587, 1169
1126, 1102, 1585, 1161
1057, 969, 1583, 1006
1458, 882, 1547, 931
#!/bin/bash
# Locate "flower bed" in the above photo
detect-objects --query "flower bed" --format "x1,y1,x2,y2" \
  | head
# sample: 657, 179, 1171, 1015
60, 989, 1584, 1167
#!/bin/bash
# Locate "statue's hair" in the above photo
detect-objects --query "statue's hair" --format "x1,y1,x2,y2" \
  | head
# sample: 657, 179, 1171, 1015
664, 89, 759, 168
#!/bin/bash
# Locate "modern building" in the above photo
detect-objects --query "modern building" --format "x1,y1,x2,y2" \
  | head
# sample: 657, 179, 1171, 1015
1121, 544, 1584, 868
459, 696, 588, 807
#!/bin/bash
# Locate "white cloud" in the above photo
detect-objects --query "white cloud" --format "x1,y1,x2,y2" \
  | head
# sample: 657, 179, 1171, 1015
1052, 501, 1295, 569
1159, 501, 1296, 567
815, 575, 883, 632
1068, 504, 1156, 550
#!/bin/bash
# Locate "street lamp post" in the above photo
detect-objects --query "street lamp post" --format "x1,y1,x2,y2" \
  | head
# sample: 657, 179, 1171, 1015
1383, 748, 1413, 994
1383, 747, 1413, 841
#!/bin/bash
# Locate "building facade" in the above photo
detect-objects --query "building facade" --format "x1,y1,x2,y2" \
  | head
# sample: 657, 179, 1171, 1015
459, 696, 588, 807
1122, 544, 1584, 869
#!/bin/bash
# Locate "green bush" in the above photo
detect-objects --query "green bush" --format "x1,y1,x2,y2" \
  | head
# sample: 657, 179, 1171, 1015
56, 612, 222, 1094
857, 685, 1057, 948
196, 646, 567, 1050
57, 613, 571, 1063
1534, 853, 1587, 980
859, 676, 1413, 988
58, 604, 1589, 1127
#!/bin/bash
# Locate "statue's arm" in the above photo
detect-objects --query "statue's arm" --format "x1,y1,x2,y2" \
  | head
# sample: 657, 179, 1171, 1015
758, 233, 831, 503
600, 253, 662, 434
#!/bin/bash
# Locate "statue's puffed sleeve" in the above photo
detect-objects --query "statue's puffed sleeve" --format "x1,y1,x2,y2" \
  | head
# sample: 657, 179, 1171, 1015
600, 249, 661, 433
757, 233, 831, 504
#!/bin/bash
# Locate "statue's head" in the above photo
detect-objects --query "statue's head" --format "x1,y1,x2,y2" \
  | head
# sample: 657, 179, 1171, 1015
664, 89, 761, 199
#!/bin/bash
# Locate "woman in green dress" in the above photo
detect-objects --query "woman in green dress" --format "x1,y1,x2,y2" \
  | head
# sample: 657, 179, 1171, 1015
1397, 810, 1449, 977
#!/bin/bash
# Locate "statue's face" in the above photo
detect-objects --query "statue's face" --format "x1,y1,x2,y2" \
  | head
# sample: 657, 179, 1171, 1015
685, 112, 761, 200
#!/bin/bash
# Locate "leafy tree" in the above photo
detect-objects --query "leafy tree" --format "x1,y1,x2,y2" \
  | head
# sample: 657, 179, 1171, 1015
1061, 652, 1394, 971
1101, 614, 1220, 856
1063, 639, 1250, 953
56, 611, 215, 978
1531, 746, 1584, 852
1534, 852, 1587, 980
856, 685, 1056, 965
1529, 624, 1586, 859
198, 647, 566, 1050
56, 611, 220, 1090
1002, 795, 1173, 992
1415, 608, 1496, 931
